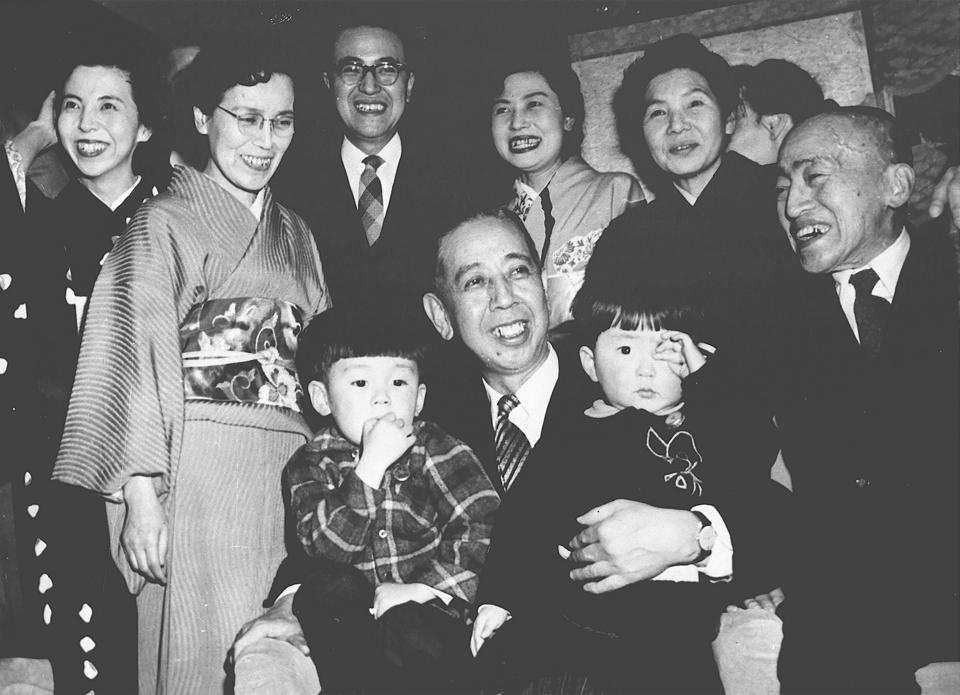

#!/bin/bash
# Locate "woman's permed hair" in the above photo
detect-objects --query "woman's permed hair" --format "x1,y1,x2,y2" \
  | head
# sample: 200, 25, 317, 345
56, 40, 165, 132
179, 39, 293, 117
488, 56, 586, 161
614, 34, 735, 184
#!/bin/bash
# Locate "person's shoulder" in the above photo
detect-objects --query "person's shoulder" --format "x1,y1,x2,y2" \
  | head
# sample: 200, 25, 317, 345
416, 419, 483, 463
284, 426, 353, 471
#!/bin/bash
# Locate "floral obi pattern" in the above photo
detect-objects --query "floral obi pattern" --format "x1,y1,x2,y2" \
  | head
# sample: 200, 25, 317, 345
181, 297, 304, 412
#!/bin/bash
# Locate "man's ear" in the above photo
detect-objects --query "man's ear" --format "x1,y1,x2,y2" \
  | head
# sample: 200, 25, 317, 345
404, 72, 416, 103
884, 162, 915, 209
414, 382, 426, 417
322, 72, 332, 91
423, 292, 454, 341
307, 380, 332, 416
724, 110, 736, 136
193, 106, 209, 135
761, 113, 793, 146
137, 125, 153, 144
578, 345, 599, 383
563, 116, 575, 133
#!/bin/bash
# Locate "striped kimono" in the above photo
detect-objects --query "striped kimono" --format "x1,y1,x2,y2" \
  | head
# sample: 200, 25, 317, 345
52, 165, 329, 695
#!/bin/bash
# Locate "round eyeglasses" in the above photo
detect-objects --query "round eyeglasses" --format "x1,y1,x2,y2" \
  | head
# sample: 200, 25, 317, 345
216, 105, 295, 137
334, 61, 407, 87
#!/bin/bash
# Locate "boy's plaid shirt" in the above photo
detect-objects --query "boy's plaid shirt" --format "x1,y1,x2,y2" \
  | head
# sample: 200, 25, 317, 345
285, 420, 500, 604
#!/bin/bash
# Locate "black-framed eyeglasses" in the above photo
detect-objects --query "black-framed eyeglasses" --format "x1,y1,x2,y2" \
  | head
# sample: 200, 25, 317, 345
216, 105, 295, 137
333, 60, 407, 86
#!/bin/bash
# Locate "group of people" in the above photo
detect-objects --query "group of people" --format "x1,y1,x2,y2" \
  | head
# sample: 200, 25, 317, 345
2, 12, 958, 695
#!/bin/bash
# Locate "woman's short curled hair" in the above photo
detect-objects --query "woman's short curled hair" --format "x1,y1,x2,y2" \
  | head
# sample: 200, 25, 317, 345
56, 38, 166, 131
178, 38, 294, 117
615, 34, 735, 186
487, 56, 586, 161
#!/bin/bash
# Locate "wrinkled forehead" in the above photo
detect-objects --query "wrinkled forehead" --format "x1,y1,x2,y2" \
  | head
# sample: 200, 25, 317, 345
780, 115, 881, 171
440, 219, 530, 275
333, 26, 406, 63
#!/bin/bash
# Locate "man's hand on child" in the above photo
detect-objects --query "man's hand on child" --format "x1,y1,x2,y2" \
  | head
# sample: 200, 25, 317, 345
654, 330, 706, 377
470, 605, 510, 656
372, 582, 434, 619
356, 414, 416, 486
230, 594, 309, 662
567, 500, 700, 593
725, 587, 784, 614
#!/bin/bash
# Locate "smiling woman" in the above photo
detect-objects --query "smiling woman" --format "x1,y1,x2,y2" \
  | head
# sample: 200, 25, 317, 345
14, 42, 167, 694
50, 39, 330, 695
488, 57, 642, 330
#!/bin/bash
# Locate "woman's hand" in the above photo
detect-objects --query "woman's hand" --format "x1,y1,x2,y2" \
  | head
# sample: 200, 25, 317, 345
121, 476, 168, 584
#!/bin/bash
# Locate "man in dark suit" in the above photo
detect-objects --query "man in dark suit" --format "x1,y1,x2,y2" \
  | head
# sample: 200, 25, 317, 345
232, 210, 733, 673
274, 20, 464, 317
773, 107, 959, 693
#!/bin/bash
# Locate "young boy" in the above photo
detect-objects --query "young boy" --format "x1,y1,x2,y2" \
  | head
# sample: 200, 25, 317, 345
285, 306, 500, 694
471, 288, 772, 694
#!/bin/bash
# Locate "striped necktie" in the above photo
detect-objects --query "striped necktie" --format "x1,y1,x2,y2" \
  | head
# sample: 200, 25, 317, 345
358, 154, 384, 245
495, 394, 531, 491
849, 267, 890, 357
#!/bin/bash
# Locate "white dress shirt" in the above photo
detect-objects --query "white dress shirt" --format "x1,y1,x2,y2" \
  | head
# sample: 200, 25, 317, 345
832, 228, 910, 341
482, 346, 559, 447
341, 133, 402, 214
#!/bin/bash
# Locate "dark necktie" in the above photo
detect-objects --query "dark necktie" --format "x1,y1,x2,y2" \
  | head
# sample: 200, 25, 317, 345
539, 186, 555, 268
494, 394, 531, 491
849, 267, 890, 356
358, 154, 384, 245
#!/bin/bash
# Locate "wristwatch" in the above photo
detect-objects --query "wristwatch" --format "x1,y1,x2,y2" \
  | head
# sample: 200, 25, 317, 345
691, 509, 717, 564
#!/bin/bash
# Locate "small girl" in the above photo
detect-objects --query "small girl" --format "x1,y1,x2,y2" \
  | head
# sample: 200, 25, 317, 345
471, 286, 770, 694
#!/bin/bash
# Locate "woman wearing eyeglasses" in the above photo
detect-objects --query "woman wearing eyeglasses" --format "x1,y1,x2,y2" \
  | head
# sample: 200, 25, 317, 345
489, 57, 643, 332
52, 40, 329, 695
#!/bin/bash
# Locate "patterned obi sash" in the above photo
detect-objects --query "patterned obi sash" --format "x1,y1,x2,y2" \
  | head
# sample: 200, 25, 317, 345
181, 297, 304, 412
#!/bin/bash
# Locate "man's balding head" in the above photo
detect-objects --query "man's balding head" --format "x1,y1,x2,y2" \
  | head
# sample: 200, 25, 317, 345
423, 209, 549, 394
776, 107, 915, 274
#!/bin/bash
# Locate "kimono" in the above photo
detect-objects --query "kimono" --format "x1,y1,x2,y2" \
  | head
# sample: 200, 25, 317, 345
52, 165, 329, 694
508, 156, 643, 328
15, 172, 162, 693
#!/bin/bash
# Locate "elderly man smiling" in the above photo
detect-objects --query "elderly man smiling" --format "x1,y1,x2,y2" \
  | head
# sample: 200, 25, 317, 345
771, 107, 959, 694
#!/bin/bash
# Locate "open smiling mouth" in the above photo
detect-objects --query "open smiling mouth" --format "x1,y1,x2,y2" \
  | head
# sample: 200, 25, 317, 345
669, 143, 698, 155
240, 154, 273, 171
509, 136, 540, 154
793, 223, 829, 244
76, 141, 108, 157
493, 320, 528, 341
355, 102, 386, 114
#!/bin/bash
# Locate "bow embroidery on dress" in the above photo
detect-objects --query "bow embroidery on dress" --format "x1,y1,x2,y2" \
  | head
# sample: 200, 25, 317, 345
646, 427, 704, 496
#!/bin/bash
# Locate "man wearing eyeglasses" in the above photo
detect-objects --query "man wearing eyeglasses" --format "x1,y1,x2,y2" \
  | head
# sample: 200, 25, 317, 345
275, 21, 465, 328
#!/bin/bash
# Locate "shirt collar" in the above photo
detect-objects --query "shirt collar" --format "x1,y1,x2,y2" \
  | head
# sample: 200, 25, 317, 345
482, 344, 559, 447
832, 227, 910, 300
89, 175, 142, 211
249, 187, 266, 221
341, 132, 402, 172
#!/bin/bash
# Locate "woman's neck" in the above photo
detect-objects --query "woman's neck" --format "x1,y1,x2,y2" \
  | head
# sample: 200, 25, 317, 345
79, 168, 138, 209
674, 155, 723, 202
521, 157, 564, 192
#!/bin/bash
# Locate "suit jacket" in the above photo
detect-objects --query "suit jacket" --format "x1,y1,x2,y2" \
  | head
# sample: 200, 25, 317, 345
421, 339, 597, 498
272, 134, 470, 319
776, 227, 960, 692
